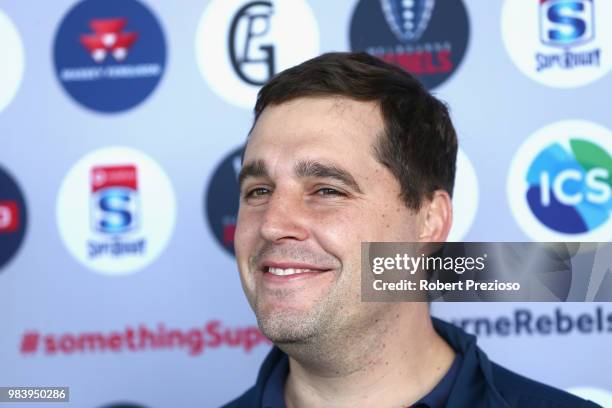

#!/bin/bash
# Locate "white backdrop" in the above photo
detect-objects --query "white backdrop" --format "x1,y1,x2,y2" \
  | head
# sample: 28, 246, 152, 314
0, 0, 611, 407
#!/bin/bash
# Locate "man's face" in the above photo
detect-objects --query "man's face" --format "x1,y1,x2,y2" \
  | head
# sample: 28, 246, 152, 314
235, 97, 423, 344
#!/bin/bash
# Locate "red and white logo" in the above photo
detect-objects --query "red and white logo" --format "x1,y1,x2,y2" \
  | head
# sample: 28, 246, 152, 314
91, 165, 138, 191
80, 18, 138, 63
90, 165, 140, 235
57, 147, 176, 275
0, 201, 19, 233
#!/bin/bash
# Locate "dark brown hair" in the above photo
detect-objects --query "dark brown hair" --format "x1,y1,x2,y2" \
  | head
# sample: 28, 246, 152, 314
252, 52, 457, 210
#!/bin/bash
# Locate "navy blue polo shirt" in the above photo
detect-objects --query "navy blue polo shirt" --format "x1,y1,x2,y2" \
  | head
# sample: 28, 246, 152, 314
261, 351, 462, 408
223, 318, 600, 408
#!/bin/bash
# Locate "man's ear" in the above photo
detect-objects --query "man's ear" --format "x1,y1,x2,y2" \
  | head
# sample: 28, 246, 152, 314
418, 190, 453, 242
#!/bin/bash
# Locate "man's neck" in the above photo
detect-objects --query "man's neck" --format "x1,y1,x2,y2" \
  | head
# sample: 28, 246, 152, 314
281, 307, 455, 408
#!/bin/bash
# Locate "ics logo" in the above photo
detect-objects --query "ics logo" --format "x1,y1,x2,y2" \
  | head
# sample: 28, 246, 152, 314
195, 0, 320, 109
53, 0, 166, 113
0, 8, 24, 114
350, 0, 470, 90
205, 147, 243, 256
57, 147, 176, 275
502, 0, 612, 88
0, 166, 27, 271
508, 121, 612, 241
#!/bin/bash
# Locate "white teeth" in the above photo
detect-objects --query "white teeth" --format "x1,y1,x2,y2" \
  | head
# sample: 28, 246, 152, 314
268, 267, 312, 276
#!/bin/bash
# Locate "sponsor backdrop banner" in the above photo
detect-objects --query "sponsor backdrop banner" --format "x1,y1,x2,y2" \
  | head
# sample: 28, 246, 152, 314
0, 0, 610, 407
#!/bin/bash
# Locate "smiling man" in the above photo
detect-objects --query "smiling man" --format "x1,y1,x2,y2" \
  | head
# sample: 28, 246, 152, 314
223, 53, 598, 408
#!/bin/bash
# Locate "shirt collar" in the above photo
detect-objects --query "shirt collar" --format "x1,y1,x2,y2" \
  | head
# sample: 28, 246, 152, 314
261, 354, 288, 408
414, 353, 462, 407
261, 343, 462, 408
253, 318, 510, 408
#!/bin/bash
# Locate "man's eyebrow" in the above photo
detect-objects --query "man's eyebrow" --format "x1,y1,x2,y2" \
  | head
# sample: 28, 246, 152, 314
238, 160, 268, 187
295, 160, 363, 193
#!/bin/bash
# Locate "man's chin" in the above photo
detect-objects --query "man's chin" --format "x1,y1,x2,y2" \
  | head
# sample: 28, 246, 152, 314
255, 308, 321, 344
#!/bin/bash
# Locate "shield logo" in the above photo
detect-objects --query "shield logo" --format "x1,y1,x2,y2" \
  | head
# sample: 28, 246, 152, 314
380, 0, 435, 43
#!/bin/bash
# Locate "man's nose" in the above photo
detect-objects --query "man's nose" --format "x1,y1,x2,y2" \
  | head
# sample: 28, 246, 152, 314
260, 191, 309, 243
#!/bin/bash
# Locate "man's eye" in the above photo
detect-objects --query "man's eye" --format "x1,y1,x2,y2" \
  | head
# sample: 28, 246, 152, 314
316, 187, 345, 196
245, 187, 270, 198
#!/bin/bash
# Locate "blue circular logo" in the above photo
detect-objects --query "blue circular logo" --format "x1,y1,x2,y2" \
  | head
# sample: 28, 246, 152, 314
53, 0, 166, 113
508, 120, 612, 241
205, 147, 243, 256
350, 0, 469, 90
526, 139, 611, 234
0, 166, 27, 271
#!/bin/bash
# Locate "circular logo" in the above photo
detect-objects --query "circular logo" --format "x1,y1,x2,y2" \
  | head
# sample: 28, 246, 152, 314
350, 0, 470, 90
57, 147, 176, 275
53, 0, 166, 113
508, 120, 612, 241
448, 148, 479, 241
502, 0, 612, 88
0, 9, 24, 114
195, 0, 320, 109
0, 166, 27, 270
205, 147, 243, 256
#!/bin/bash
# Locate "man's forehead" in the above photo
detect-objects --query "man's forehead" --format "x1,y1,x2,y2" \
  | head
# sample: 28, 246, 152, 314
245, 97, 384, 163
250, 97, 383, 142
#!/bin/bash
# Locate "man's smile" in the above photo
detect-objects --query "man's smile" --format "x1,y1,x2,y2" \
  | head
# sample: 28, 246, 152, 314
259, 261, 336, 285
